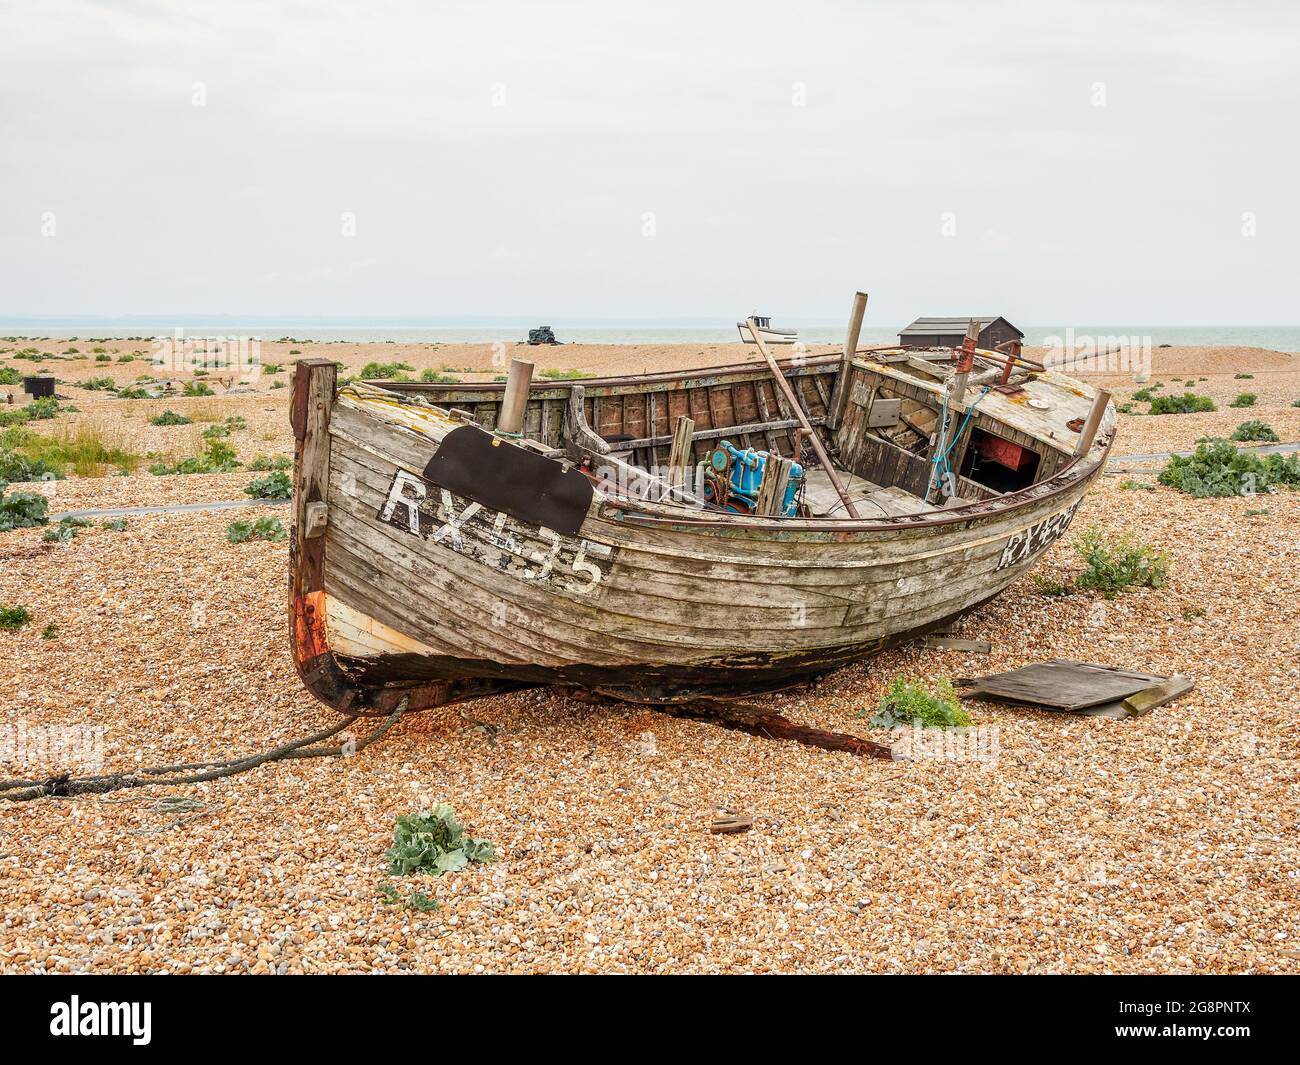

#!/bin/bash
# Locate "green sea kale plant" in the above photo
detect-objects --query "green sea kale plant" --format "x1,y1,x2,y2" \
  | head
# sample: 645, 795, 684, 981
1148, 392, 1215, 415
0, 488, 50, 531
1230, 420, 1279, 443
243, 471, 291, 499
226, 517, 286, 543
1159, 441, 1300, 498
385, 804, 496, 876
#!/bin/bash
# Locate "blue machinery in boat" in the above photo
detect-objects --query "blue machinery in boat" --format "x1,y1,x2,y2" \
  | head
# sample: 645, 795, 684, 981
701, 440, 804, 516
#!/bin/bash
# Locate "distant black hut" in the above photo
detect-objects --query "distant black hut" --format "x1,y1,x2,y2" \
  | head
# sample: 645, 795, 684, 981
899, 316, 1024, 354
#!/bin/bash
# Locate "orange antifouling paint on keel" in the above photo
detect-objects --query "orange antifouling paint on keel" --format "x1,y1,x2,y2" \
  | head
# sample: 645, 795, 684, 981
293, 590, 331, 662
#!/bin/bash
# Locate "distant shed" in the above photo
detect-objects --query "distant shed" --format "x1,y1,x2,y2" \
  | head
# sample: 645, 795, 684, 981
899, 316, 1024, 354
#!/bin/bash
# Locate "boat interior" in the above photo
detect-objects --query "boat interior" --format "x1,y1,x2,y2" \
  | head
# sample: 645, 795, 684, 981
375, 345, 1107, 521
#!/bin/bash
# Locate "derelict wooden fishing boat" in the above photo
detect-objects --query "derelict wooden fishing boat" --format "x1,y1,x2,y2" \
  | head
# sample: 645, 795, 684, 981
289, 302, 1116, 717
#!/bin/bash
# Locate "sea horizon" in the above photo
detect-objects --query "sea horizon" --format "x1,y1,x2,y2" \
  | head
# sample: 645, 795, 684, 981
1, 316, 1298, 352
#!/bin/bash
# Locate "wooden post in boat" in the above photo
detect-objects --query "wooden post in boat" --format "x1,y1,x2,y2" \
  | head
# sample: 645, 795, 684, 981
292, 359, 336, 584
667, 414, 695, 489
827, 291, 868, 431
744, 317, 861, 519
497, 357, 534, 436
1073, 388, 1112, 458
755, 455, 795, 516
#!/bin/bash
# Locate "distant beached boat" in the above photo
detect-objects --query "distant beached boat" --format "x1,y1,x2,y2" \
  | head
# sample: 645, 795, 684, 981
737, 315, 799, 345
288, 301, 1115, 715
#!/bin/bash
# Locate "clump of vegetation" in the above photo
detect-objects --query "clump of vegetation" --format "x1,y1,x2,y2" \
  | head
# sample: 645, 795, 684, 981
81, 376, 116, 391
378, 882, 440, 912
150, 409, 192, 426
1032, 526, 1168, 597
1228, 393, 1256, 408
41, 622, 58, 640
1234, 372, 1254, 379
384, 804, 497, 876
866, 677, 970, 729
94, 353, 112, 363
1159, 440, 1300, 498
262, 363, 282, 374
183, 381, 215, 397
244, 471, 291, 499
0, 605, 32, 631
360, 361, 415, 380
101, 517, 129, 531
420, 369, 457, 383
42, 516, 92, 543
271, 380, 286, 389
0, 489, 49, 530
113, 385, 153, 399
149, 436, 240, 475
1118, 478, 1156, 491
539, 368, 590, 380
1030, 574, 1072, 596
248, 454, 290, 471
0, 445, 62, 485
1231, 419, 1279, 443
0, 367, 21, 385
1131, 387, 1155, 403
227, 516, 286, 543
202, 415, 247, 440
1292, 398, 1300, 408
5, 424, 139, 477
12, 397, 60, 422
1148, 392, 1216, 415
1073, 526, 1168, 597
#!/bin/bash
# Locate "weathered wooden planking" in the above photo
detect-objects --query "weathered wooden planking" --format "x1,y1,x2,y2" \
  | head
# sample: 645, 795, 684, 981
957, 660, 1166, 710
324, 410, 1090, 662
1122, 675, 1194, 717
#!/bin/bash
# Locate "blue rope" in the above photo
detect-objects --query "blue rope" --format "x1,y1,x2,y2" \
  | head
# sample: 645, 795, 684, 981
929, 385, 991, 493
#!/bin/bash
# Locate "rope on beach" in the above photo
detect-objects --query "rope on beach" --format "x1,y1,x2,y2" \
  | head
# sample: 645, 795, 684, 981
0, 698, 409, 803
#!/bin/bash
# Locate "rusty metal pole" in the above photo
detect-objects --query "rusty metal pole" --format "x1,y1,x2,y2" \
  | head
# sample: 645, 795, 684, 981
497, 357, 534, 436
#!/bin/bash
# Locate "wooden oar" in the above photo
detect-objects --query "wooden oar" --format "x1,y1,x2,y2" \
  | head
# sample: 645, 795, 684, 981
744, 317, 861, 519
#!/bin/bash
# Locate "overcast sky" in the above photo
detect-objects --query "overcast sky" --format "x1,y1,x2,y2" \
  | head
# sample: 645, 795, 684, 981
2, 0, 1297, 324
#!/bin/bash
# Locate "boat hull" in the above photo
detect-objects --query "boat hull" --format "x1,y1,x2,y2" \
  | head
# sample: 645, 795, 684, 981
289, 359, 1110, 712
